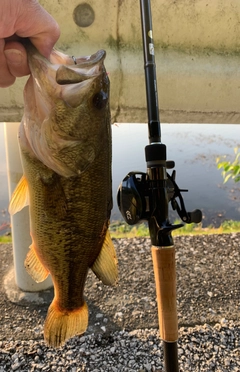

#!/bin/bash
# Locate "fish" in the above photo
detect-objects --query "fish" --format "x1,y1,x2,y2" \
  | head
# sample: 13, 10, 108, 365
9, 42, 118, 348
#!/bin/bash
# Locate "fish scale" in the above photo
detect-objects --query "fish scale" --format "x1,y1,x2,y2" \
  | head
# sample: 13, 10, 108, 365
9, 43, 118, 348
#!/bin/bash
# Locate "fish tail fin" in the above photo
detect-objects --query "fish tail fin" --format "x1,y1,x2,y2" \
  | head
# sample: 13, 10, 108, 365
91, 229, 118, 286
44, 300, 88, 348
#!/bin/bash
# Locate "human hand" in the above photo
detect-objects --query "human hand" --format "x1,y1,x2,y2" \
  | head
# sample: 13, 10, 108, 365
0, 0, 60, 87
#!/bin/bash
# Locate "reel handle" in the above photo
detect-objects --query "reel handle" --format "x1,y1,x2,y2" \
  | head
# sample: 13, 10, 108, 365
187, 209, 202, 224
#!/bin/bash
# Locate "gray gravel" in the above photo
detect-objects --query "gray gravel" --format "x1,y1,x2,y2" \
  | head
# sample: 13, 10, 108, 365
0, 233, 240, 371
0, 322, 240, 371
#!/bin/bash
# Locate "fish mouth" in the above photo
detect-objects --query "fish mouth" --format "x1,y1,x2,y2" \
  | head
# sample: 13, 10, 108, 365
28, 46, 107, 88
52, 50, 108, 108
27, 46, 108, 110
24, 39, 106, 84
44, 49, 106, 85
50, 49, 106, 67
23, 45, 110, 178
55, 50, 106, 85
69, 49, 106, 67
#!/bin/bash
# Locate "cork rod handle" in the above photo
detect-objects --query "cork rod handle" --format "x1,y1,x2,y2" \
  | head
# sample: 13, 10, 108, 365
151, 246, 178, 342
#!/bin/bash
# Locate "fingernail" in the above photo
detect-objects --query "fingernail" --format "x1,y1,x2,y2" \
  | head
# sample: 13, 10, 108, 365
4, 49, 23, 65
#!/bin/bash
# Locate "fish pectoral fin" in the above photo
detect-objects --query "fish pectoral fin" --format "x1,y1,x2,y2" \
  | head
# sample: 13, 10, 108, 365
25, 244, 49, 283
44, 300, 88, 348
91, 230, 118, 286
9, 176, 29, 215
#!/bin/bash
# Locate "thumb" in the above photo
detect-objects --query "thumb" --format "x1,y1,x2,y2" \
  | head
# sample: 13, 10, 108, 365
4, 41, 30, 77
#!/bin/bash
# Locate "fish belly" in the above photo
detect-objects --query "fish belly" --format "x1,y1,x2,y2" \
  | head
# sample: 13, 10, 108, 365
19, 129, 113, 347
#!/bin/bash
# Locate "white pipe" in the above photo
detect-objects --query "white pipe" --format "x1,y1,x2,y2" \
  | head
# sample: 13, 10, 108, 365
4, 122, 52, 292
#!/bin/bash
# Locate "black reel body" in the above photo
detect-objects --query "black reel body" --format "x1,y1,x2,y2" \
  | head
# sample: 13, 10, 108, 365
117, 172, 149, 225
117, 169, 202, 226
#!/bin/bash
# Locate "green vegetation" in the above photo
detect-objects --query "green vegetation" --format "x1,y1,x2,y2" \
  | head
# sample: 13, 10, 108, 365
0, 235, 12, 243
109, 221, 150, 239
109, 219, 240, 239
216, 147, 240, 183
1, 220, 240, 243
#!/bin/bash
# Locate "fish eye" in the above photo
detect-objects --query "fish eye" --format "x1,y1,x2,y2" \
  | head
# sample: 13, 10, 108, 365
92, 91, 108, 110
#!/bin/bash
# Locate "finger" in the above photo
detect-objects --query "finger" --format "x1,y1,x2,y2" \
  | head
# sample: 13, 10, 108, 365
16, 2, 60, 59
4, 41, 30, 78
0, 39, 16, 88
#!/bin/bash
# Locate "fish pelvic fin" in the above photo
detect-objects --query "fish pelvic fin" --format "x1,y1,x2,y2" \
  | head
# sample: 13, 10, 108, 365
25, 244, 49, 283
91, 230, 118, 286
44, 300, 88, 348
9, 176, 29, 215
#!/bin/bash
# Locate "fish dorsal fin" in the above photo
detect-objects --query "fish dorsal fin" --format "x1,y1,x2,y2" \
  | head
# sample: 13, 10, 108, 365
91, 230, 118, 286
9, 176, 29, 215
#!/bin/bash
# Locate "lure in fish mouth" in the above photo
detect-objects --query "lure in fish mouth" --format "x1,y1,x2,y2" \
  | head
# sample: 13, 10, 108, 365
9, 44, 118, 348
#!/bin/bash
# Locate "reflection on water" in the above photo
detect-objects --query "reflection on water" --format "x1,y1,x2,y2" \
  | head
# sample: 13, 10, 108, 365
112, 123, 240, 226
0, 123, 240, 231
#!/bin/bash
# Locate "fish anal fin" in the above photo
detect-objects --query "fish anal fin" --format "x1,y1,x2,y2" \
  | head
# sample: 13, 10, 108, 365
44, 300, 88, 348
25, 244, 49, 283
91, 230, 118, 286
9, 176, 29, 215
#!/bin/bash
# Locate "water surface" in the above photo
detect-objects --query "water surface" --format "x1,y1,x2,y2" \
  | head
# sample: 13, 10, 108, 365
112, 123, 240, 226
0, 123, 239, 231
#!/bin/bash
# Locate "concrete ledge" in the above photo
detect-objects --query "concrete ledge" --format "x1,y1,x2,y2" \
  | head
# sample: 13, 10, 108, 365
2, 1, 240, 123
2, 49, 240, 124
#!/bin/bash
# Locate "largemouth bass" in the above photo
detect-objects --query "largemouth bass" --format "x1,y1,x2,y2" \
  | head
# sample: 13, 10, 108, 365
9, 43, 118, 348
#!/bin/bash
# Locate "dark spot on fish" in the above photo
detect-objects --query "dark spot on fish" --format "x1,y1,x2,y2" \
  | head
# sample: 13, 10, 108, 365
92, 91, 108, 110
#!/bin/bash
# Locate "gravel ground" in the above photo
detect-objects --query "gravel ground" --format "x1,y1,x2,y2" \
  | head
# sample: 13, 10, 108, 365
0, 233, 240, 371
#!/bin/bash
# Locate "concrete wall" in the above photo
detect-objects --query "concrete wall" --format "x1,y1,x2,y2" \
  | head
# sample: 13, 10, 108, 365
1, 0, 240, 123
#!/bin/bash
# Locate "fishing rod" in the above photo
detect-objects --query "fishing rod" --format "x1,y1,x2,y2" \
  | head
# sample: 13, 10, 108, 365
117, 0, 202, 371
